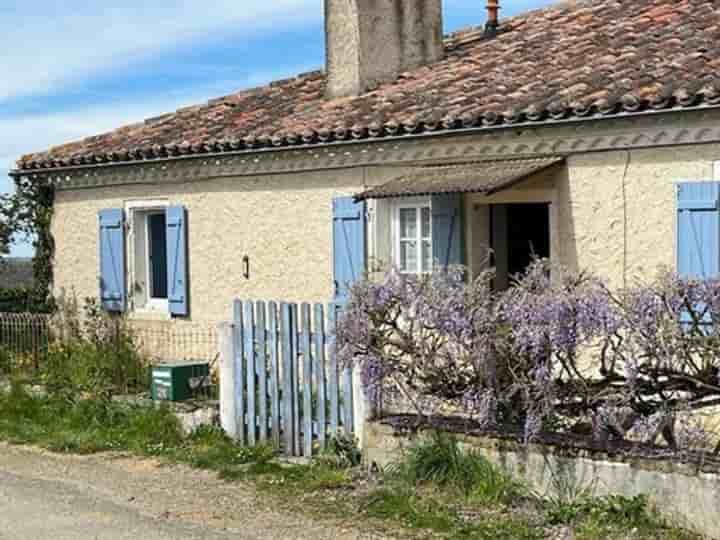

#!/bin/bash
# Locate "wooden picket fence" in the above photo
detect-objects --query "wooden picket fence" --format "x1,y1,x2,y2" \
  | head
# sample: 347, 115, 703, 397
218, 300, 354, 457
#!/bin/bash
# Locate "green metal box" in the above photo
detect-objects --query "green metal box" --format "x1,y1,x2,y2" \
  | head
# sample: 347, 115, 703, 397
151, 362, 210, 402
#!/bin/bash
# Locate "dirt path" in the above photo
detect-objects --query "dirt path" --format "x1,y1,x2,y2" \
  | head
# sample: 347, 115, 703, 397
0, 442, 388, 540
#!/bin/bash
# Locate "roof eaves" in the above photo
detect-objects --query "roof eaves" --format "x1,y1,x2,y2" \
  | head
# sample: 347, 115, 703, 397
11, 90, 720, 177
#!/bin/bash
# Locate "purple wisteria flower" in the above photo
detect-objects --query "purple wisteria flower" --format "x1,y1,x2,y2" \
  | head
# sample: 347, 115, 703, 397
334, 260, 720, 454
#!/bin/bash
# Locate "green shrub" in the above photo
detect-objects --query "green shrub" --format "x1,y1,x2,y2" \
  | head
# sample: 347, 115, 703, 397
0, 287, 51, 313
41, 297, 148, 399
388, 432, 524, 504
545, 492, 656, 528
589, 494, 651, 525
315, 433, 362, 469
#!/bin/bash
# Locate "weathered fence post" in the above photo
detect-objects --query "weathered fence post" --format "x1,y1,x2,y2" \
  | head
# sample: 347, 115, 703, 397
280, 302, 295, 456
301, 303, 313, 457
314, 304, 327, 450
219, 300, 356, 456
268, 301, 281, 449
244, 301, 257, 446
218, 322, 239, 440
352, 367, 370, 448
233, 300, 246, 445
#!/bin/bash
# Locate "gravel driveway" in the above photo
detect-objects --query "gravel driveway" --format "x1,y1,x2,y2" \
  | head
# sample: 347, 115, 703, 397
0, 442, 387, 540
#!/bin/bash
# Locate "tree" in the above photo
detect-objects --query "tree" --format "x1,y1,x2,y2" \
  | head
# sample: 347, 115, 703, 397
0, 195, 13, 258
0, 172, 55, 309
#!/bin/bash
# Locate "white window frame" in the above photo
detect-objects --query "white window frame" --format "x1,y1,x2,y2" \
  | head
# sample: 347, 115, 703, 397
143, 210, 170, 311
124, 199, 170, 316
391, 196, 432, 275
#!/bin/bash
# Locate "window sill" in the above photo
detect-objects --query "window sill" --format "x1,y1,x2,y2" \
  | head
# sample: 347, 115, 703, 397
128, 309, 172, 322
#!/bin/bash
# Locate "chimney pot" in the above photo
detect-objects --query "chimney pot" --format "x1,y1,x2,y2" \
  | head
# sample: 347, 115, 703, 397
485, 0, 500, 37
325, 0, 444, 99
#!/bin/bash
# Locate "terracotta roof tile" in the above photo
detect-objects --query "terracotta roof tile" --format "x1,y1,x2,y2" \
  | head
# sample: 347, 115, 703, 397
17, 0, 720, 171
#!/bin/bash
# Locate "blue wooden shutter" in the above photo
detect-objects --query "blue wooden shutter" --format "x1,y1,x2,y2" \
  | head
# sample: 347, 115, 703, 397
432, 193, 465, 268
332, 197, 366, 304
166, 206, 189, 316
677, 182, 720, 327
677, 182, 720, 279
98, 208, 126, 312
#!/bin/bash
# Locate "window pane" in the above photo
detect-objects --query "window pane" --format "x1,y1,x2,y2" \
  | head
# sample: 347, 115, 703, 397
399, 208, 417, 239
148, 213, 168, 299
422, 240, 432, 272
400, 240, 417, 272
421, 207, 431, 239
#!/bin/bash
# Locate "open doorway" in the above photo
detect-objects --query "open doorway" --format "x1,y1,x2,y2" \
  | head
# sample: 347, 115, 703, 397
491, 203, 550, 290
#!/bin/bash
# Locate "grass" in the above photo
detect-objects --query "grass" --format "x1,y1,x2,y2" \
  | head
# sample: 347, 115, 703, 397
361, 432, 698, 540
0, 385, 701, 540
0, 382, 352, 492
364, 487, 458, 533
544, 493, 696, 540
361, 432, 541, 539
0, 382, 182, 454
387, 432, 525, 504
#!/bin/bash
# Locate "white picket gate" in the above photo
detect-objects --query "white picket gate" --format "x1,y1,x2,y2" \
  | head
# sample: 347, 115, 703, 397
218, 300, 355, 457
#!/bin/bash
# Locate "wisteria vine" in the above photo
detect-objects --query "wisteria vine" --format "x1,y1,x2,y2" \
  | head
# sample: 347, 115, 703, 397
335, 261, 720, 453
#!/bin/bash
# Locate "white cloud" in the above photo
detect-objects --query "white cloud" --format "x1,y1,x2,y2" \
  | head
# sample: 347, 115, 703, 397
0, 74, 310, 257
0, 64, 313, 167
0, 100, 199, 165
0, 0, 319, 103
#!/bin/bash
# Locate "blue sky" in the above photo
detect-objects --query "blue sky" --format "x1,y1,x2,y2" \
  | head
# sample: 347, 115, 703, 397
0, 0, 555, 257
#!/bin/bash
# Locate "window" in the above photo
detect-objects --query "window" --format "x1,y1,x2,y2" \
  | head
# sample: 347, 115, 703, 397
129, 204, 169, 313
99, 202, 188, 316
396, 203, 432, 274
146, 212, 168, 302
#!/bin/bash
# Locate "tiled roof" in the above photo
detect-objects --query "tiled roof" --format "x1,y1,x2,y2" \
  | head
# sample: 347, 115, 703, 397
17, 0, 720, 172
355, 157, 565, 200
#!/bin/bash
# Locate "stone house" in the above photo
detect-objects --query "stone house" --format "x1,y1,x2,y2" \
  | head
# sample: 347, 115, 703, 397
9, 0, 720, 360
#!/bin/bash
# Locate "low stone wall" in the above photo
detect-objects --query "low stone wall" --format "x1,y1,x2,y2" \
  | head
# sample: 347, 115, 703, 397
365, 420, 720, 539
112, 395, 219, 437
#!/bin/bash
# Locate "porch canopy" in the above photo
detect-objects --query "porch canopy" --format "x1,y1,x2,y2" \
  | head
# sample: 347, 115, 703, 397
355, 157, 564, 200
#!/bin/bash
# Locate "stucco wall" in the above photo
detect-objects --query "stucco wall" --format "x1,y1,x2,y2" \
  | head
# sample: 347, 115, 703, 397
52, 169, 370, 328
560, 145, 720, 288
464, 143, 720, 288
50, 139, 720, 359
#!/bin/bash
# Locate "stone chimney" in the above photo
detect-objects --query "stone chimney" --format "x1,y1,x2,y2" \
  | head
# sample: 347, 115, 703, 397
325, 0, 444, 98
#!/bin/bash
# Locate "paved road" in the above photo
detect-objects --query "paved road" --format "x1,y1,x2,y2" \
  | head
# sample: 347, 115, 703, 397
0, 443, 385, 540
0, 468, 238, 540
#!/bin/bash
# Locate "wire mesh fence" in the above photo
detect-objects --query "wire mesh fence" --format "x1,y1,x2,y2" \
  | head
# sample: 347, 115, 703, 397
0, 312, 219, 381
129, 321, 220, 400
0, 313, 52, 374
128, 321, 219, 365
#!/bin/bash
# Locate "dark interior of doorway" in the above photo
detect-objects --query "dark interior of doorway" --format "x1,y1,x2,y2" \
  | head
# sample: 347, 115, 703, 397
490, 203, 550, 289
